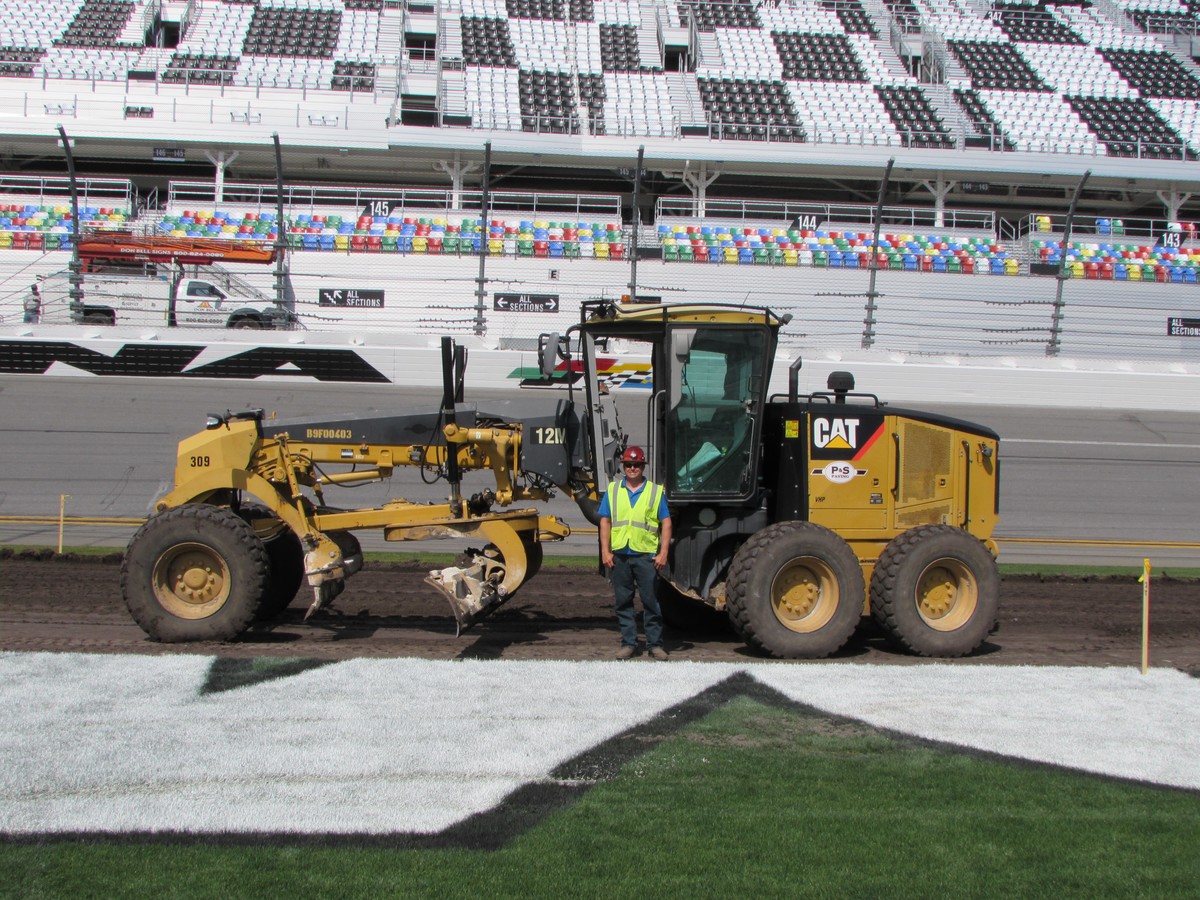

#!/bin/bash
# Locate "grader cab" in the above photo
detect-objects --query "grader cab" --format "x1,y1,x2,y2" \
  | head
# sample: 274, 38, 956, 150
121, 300, 1001, 658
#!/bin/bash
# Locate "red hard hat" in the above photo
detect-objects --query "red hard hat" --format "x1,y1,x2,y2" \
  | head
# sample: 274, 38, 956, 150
621, 445, 646, 463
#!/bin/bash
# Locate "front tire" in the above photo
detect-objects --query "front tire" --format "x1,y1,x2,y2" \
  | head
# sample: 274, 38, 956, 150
870, 525, 1000, 657
726, 521, 864, 658
121, 505, 269, 642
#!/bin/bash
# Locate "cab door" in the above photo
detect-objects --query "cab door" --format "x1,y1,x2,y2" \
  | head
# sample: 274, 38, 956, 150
662, 324, 771, 500
174, 280, 228, 326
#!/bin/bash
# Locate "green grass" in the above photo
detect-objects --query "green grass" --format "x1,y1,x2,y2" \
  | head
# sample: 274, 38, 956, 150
998, 562, 1200, 579
4, 698, 1198, 898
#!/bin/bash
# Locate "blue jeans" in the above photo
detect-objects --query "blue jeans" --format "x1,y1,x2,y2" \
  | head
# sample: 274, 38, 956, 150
611, 553, 664, 649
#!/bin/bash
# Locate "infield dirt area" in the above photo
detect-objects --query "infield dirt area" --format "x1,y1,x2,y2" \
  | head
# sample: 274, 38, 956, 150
1, 552, 1197, 673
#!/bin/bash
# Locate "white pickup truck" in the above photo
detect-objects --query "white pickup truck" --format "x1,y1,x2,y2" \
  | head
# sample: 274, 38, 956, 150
40, 269, 291, 329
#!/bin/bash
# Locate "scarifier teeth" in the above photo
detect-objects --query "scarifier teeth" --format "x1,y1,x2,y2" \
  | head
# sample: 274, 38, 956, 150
425, 563, 508, 634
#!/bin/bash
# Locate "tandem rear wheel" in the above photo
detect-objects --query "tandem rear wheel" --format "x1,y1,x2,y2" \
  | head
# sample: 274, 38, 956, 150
725, 521, 864, 659
870, 525, 1000, 657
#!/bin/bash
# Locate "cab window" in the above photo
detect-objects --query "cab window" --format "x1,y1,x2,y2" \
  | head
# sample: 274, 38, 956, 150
667, 327, 767, 496
186, 282, 225, 299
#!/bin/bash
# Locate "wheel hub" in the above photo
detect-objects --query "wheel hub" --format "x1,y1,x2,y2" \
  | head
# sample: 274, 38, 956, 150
772, 558, 836, 633
152, 543, 232, 619
916, 560, 978, 631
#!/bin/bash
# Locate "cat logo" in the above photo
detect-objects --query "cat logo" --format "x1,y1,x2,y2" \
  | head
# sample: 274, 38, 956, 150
812, 417, 859, 451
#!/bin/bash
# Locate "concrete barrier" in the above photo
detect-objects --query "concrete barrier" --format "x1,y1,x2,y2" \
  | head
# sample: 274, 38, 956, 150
2, 324, 1198, 411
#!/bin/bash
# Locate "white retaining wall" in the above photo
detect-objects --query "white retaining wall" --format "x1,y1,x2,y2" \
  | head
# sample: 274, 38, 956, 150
3, 323, 1198, 411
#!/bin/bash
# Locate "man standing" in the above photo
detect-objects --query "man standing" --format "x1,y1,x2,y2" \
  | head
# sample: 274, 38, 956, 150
23, 283, 40, 324
599, 445, 672, 660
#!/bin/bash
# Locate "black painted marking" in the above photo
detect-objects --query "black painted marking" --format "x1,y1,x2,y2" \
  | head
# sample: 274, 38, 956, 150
0, 340, 390, 383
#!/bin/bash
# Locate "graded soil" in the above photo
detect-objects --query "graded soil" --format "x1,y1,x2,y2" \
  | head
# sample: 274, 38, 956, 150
1, 552, 1197, 673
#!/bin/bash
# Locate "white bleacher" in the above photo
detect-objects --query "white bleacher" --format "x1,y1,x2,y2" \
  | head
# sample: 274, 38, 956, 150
705, 27, 783, 80
1019, 44, 1136, 97
460, 0, 508, 19
593, 0, 641, 26
1151, 97, 1200, 149
756, 3, 845, 35
465, 65, 522, 130
177, 0, 254, 58
1051, 6, 1157, 50
979, 89, 1102, 153
1110, 0, 1192, 16
338, 7, 382, 59
0, 0, 80, 49
238, 57, 337, 91
48, 47, 146, 81
604, 71, 675, 137
574, 21, 603, 74
919, 0, 985, 17
846, 33, 908, 84
927, 14, 1006, 42
509, 17, 574, 71
787, 80, 900, 145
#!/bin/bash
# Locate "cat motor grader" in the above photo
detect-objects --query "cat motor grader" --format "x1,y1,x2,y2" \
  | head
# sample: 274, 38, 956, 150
121, 299, 1001, 658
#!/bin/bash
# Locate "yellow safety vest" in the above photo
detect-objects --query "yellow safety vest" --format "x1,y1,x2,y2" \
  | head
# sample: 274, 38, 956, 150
606, 479, 664, 554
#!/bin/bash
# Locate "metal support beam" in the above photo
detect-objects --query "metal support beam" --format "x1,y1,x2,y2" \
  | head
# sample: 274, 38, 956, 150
204, 150, 239, 204
662, 161, 720, 217
918, 176, 955, 228
434, 151, 481, 211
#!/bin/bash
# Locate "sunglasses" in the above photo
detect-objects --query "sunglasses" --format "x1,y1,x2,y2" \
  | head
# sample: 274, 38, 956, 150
623, 461, 644, 468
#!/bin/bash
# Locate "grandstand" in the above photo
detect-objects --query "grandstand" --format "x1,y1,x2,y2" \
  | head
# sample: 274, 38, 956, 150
0, 0, 1195, 205
0, 0, 1199, 364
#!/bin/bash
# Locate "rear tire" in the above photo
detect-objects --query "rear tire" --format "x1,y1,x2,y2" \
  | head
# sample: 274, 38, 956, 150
870, 525, 1000, 657
121, 505, 268, 642
726, 521, 864, 658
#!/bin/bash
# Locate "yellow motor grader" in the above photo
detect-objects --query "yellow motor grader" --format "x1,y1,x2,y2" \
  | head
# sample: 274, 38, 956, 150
122, 300, 1001, 658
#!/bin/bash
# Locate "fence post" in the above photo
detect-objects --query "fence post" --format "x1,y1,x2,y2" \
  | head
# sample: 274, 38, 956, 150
862, 157, 894, 349
1048, 169, 1090, 356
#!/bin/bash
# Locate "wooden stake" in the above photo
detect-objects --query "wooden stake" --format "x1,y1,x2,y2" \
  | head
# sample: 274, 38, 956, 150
57, 493, 70, 555
1140, 558, 1151, 675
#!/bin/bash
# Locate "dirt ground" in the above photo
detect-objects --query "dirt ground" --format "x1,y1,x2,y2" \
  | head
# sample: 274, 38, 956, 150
1, 551, 1197, 673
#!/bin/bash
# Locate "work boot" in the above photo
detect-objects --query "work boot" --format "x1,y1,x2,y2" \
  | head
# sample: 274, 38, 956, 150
648, 646, 670, 661
616, 645, 636, 659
